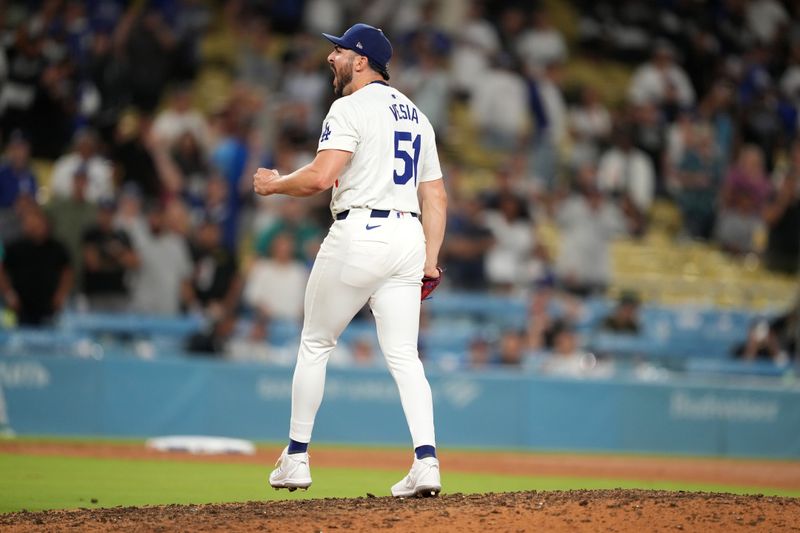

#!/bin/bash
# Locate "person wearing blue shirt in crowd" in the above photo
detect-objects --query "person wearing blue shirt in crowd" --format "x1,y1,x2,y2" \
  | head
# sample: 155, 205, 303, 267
0, 132, 38, 244
0, 132, 37, 209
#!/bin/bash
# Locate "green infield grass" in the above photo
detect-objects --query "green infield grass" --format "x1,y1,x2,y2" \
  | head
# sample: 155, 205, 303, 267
2, 452, 798, 513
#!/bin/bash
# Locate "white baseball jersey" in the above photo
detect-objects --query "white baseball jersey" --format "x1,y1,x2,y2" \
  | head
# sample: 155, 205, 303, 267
317, 81, 442, 216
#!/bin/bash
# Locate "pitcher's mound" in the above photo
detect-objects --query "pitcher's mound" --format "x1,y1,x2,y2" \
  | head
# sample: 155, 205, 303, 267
2, 489, 798, 532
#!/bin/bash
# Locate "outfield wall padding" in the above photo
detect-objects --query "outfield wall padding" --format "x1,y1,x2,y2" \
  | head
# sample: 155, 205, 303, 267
2, 355, 799, 457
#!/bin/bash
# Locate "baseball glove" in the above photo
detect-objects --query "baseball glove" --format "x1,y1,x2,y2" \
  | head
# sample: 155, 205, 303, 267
421, 267, 444, 301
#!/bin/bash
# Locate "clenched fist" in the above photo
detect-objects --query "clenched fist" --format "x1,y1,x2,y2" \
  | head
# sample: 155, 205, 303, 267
254, 168, 280, 196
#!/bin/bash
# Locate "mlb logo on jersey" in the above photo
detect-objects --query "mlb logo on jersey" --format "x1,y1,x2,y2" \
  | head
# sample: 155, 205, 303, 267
320, 122, 332, 142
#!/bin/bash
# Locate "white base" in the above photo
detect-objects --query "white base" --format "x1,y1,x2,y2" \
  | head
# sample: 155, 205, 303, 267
145, 435, 256, 455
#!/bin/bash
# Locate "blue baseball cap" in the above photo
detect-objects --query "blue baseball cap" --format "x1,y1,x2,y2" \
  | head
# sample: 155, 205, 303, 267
323, 23, 393, 78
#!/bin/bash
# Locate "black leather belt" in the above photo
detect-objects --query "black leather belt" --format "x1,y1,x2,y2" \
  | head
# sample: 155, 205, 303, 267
336, 209, 418, 220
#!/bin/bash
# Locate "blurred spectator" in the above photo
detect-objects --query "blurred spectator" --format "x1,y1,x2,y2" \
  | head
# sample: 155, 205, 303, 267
568, 86, 612, 169
664, 111, 698, 189
628, 42, 695, 116
526, 283, 556, 351
398, 0, 451, 64
254, 198, 322, 264
47, 168, 98, 287
630, 102, 667, 196
467, 336, 492, 370
674, 124, 724, 240
556, 165, 627, 296
29, 57, 77, 159
483, 188, 547, 291
780, 47, 800, 112
210, 105, 257, 250
237, 17, 282, 93
120, 202, 193, 316
597, 127, 655, 234
152, 84, 210, 151
550, 320, 582, 357
515, 9, 567, 76
85, 28, 129, 140
733, 318, 788, 365
280, 42, 328, 138
82, 28, 129, 139
111, 113, 172, 200
495, 6, 527, 57
352, 337, 378, 367
745, 0, 789, 45
600, 291, 641, 334
715, 145, 771, 255
574, 0, 655, 63
471, 54, 529, 153
741, 86, 784, 172
185, 313, 237, 356
303, 0, 345, 34
769, 300, 799, 358
698, 82, 735, 166
442, 196, 494, 289
189, 219, 242, 319
540, 320, 612, 378
733, 307, 800, 365
171, 0, 211, 82
115, 5, 177, 112
763, 142, 800, 274
164, 199, 194, 240
243, 232, 308, 322
497, 329, 526, 367
398, 38, 450, 133
50, 129, 114, 203
189, 175, 238, 250
0, 208, 72, 325
527, 62, 568, 189
80, 200, 138, 312
683, 29, 722, 100
0, 26, 47, 144
226, 314, 273, 362
0, 132, 37, 207
171, 131, 211, 203
736, 47, 772, 108
715, 0, 752, 45
252, 129, 318, 231
0, 12, 76, 156
449, 1, 499, 98
0, 132, 37, 242
113, 182, 145, 227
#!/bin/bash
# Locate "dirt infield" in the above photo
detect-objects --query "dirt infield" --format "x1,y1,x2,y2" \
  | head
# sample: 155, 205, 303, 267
2, 441, 799, 531
2, 490, 799, 532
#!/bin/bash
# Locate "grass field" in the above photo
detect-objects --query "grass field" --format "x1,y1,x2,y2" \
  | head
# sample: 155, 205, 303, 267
2, 448, 799, 513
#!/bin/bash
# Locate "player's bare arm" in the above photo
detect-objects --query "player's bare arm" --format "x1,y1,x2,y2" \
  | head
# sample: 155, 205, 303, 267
419, 178, 447, 278
253, 149, 352, 197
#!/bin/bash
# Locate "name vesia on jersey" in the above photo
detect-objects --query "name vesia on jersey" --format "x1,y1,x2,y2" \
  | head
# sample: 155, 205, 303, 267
389, 103, 419, 123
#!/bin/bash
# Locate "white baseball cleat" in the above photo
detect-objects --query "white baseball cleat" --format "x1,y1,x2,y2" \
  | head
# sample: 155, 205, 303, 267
269, 447, 312, 491
391, 456, 441, 497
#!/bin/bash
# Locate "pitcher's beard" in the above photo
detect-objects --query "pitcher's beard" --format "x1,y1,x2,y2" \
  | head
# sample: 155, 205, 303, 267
334, 72, 352, 97
332, 62, 353, 97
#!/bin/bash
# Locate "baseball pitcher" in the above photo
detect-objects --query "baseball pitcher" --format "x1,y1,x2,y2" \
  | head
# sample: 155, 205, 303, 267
253, 23, 447, 497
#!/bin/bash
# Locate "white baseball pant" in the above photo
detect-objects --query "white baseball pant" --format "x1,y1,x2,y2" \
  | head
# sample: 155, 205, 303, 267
288, 209, 436, 449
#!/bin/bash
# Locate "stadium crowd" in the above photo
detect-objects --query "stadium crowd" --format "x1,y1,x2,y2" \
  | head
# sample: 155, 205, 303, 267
0, 0, 798, 371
